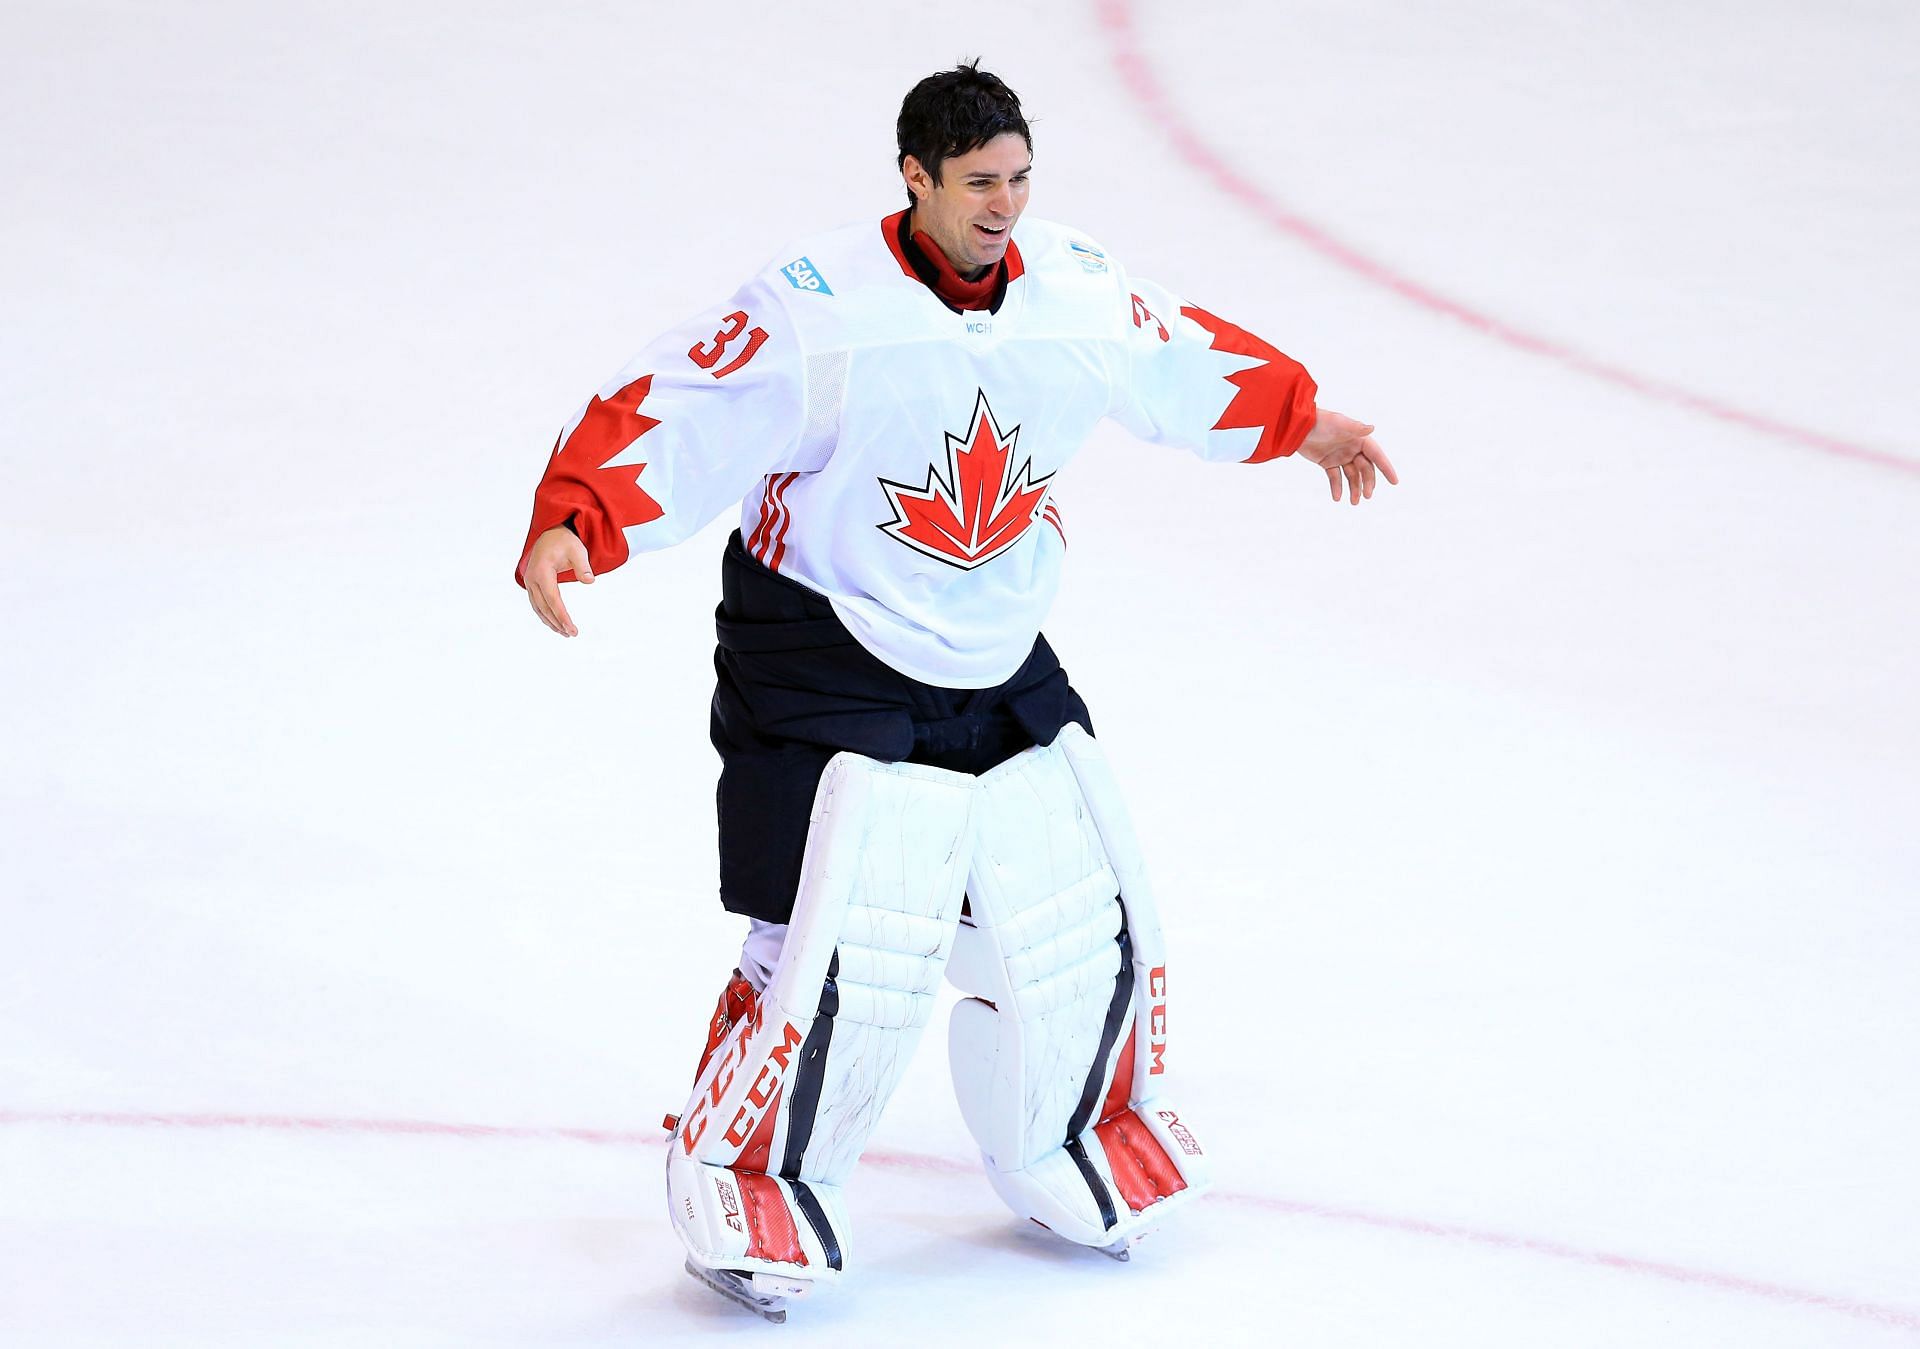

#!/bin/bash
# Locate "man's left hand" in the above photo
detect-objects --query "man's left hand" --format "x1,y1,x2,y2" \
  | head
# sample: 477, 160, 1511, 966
1297, 409, 1398, 505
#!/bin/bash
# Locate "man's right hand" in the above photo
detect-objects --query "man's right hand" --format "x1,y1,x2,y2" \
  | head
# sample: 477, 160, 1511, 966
524, 526, 594, 637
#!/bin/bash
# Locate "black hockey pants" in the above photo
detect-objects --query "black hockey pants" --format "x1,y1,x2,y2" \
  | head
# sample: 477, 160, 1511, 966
709, 529, 1093, 924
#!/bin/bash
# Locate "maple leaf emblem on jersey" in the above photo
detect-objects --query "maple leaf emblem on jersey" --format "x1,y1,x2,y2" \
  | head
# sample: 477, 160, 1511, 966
877, 391, 1053, 570
551, 373, 666, 534
1181, 304, 1315, 463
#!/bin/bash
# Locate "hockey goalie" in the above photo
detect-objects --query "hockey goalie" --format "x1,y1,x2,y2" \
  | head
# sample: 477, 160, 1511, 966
515, 63, 1394, 1320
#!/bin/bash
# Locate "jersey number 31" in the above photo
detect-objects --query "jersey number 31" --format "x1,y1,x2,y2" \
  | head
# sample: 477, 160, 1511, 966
689, 311, 768, 380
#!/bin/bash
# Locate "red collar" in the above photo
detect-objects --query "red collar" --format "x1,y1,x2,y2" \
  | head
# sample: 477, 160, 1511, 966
881, 209, 1024, 312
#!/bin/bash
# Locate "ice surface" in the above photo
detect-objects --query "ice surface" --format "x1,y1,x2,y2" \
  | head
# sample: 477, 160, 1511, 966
3, 0, 1917, 1344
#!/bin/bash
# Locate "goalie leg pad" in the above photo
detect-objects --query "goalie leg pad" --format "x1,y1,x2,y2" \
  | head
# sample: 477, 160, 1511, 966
669, 751, 976, 1283
948, 724, 1211, 1247
666, 1154, 851, 1281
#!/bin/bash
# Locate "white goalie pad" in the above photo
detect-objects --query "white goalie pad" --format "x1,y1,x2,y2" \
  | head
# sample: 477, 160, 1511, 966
667, 752, 975, 1284
947, 724, 1211, 1248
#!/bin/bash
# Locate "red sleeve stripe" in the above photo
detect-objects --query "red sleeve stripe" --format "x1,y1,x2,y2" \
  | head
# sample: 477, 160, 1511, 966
748, 472, 801, 570
767, 472, 801, 572
1042, 502, 1065, 546
745, 475, 780, 560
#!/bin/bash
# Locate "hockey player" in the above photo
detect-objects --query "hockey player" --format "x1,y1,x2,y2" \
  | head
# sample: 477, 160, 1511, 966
515, 63, 1395, 1320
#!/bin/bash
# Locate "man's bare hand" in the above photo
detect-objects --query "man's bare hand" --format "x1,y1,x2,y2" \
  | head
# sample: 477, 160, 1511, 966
524, 526, 594, 637
1297, 408, 1399, 506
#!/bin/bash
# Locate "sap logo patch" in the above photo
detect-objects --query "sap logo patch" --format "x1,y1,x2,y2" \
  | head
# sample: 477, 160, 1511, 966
782, 257, 833, 295
1066, 239, 1108, 274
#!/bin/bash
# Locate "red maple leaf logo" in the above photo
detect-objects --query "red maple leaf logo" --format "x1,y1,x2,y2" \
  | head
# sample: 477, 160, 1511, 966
549, 373, 667, 534
515, 372, 670, 587
1180, 305, 1316, 463
878, 392, 1054, 570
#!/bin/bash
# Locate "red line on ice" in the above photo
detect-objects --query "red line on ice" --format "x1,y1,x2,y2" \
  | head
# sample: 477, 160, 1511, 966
1091, 0, 1920, 478
0, 1108, 659, 1147
5, 1108, 1916, 1331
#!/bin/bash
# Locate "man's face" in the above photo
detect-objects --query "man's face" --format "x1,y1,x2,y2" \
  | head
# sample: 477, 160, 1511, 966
903, 132, 1032, 277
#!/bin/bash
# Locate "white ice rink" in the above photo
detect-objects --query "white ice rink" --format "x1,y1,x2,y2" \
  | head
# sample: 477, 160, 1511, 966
4, 0, 1918, 1343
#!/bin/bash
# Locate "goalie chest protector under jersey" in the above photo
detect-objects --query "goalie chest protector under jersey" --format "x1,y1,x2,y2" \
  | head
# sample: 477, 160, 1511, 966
517, 213, 1318, 688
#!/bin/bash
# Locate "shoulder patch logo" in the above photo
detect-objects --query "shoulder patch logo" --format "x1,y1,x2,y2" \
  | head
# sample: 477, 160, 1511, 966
877, 391, 1054, 571
782, 257, 833, 295
1066, 239, 1108, 274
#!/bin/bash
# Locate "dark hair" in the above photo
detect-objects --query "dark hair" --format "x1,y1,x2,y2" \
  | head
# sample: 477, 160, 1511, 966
896, 61, 1031, 205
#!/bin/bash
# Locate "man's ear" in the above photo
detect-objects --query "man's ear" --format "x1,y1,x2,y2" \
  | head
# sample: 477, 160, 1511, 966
901, 154, 933, 203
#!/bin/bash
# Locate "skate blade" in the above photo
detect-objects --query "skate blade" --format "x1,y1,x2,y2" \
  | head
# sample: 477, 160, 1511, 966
684, 1259, 790, 1323
1098, 1238, 1132, 1262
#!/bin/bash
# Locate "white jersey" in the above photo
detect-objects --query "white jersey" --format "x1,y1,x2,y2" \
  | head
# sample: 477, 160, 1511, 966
517, 213, 1318, 687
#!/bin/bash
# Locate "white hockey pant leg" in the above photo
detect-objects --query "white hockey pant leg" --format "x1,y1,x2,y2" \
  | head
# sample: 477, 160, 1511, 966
947, 725, 1211, 1248
667, 753, 975, 1286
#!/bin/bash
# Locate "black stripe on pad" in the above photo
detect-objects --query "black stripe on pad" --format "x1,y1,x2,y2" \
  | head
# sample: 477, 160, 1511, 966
787, 1178, 843, 1271
779, 950, 840, 1180
1067, 919, 1135, 1141
1065, 1136, 1119, 1231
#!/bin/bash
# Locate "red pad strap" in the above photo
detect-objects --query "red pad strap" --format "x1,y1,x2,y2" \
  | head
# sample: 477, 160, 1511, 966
736, 1171, 807, 1267
694, 973, 758, 1081
1094, 1109, 1187, 1216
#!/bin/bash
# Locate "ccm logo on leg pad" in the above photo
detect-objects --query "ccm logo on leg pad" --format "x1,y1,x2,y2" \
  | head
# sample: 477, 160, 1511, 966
1147, 965, 1167, 1076
683, 1008, 806, 1155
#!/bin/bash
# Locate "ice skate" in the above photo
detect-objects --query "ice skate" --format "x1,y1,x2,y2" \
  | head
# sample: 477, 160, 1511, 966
684, 1259, 810, 1323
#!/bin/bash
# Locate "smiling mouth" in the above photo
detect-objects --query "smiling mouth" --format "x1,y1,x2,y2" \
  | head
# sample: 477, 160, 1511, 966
974, 223, 1008, 240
